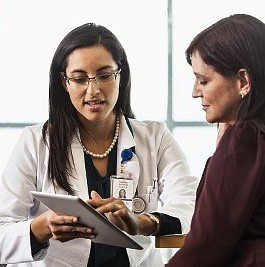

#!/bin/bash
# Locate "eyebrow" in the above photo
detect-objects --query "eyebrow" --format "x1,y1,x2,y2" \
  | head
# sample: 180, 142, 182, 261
193, 72, 208, 79
69, 65, 116, 74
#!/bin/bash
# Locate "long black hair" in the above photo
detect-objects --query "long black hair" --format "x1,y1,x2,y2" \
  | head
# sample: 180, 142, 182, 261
43, 23, 135, 194
186, 14, 265, 131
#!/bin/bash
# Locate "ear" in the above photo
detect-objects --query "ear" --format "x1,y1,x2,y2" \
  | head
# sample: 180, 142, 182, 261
60, 73, 69, 92
237, 68, 250, 98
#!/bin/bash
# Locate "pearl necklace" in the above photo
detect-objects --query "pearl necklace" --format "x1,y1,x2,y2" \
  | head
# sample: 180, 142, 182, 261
81, 116, 120, 159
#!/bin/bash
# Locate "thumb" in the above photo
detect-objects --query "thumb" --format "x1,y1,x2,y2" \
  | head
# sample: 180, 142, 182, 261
91, 190, 102, 200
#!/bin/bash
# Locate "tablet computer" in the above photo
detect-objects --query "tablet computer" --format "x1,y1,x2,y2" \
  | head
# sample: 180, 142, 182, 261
30, 191, 143, 250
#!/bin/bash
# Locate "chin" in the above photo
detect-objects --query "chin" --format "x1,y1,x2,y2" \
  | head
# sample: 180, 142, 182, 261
205, 117, 216, 124
206, 117, 215, 123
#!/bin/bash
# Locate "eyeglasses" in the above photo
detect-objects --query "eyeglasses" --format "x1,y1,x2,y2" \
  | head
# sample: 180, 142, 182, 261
61, 69, 121, 90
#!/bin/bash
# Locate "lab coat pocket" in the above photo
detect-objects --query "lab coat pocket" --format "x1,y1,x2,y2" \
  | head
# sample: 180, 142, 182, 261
138, 191, 158, 213
47, 239, 89, 267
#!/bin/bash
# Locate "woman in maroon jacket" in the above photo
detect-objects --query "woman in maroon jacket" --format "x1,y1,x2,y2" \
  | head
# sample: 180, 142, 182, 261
168, 14, 265, 266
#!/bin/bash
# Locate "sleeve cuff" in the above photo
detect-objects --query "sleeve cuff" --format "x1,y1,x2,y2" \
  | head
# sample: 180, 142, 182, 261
30, 228, 49, 256
152, 212, 182, 236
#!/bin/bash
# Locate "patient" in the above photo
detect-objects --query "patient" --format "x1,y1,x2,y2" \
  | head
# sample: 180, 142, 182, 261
168, 14, 265, 266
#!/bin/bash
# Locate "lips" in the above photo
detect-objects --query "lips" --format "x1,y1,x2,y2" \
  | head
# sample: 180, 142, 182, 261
85, 100, 105, 106
84, 100, 105, 111
202, 104, 210, 111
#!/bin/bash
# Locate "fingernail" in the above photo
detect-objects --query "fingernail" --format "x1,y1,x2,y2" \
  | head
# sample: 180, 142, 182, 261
73, 217, 78, 223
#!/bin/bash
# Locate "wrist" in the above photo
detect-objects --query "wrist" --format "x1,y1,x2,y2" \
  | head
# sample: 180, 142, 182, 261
31, 215, 52, 243
139, 213, 160, 236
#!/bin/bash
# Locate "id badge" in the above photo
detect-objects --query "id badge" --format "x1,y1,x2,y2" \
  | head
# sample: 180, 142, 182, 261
110, 175, 134, 210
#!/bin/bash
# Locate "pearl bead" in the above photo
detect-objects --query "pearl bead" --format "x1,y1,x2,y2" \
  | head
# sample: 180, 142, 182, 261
81, 115, 120, 159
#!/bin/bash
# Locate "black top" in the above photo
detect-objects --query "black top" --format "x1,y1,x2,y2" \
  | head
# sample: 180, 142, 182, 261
85, 144, 130, 267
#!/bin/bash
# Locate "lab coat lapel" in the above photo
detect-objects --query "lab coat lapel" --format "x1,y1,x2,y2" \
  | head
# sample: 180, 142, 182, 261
69, 134, 90, 201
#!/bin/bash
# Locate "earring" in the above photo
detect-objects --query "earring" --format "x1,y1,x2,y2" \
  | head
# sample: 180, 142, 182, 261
241, 92, 245, 99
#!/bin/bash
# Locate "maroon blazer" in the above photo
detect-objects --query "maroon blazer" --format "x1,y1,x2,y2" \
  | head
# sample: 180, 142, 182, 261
167, 121, 265, 267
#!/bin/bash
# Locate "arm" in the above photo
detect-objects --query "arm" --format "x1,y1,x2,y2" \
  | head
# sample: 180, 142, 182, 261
0, 126, 95, 263
0, 126, 44, 263
155, 122, 199, 234
167, 122, 265, 266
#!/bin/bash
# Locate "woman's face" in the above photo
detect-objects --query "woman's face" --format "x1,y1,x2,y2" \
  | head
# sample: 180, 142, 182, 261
119, 189, 126, 198
191, 50, 243, 124
64, 44, 120, 124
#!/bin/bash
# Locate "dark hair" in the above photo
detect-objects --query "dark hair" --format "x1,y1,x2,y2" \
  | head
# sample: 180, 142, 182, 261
185, 14, 265, 130
43, 23, 135, 194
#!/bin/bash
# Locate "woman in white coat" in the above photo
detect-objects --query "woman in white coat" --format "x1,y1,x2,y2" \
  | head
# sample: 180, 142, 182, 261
0, 23, 198, 267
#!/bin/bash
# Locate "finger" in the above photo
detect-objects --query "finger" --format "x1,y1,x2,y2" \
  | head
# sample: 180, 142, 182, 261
91, 190, 102, 200
107, 211, 139, 235
107, 212, 124, 228
88, 196, 116, 208
95, 200, 126, 213
49, 214, 79, 225
51, 224, 95, 235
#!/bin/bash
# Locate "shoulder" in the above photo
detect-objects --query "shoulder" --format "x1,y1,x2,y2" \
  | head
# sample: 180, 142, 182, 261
223, 121, 261, 142
218, 120, 265, 154
128, 118, 168, 133
23, 123, 44, 133
21, 123, 44, 138
127, 119, 179, 151
18, 123, 46, 148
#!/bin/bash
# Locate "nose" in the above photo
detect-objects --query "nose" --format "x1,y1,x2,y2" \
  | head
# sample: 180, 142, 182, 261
192, 85, 202, 98
86, 79, 99, 96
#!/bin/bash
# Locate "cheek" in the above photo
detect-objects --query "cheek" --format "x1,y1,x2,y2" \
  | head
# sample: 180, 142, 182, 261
67, 91, 83, 110
109, 85, 120, 101
68, 91, 77, 101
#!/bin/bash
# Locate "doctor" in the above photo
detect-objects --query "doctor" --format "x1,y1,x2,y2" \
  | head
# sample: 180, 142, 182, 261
0, 23, 198, 267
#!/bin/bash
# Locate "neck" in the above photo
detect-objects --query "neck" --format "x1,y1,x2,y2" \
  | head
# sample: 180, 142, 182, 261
80, 114, 117, 141
79, 114, 120, 159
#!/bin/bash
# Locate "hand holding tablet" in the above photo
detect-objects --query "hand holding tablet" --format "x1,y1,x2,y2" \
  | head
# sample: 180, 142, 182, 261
31, 191, 143, 250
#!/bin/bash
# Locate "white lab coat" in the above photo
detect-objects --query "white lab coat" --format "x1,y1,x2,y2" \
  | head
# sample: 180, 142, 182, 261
0, 115, 198, 267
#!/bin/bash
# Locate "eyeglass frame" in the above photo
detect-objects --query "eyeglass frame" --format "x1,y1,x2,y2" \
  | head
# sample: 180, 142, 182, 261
61, 68, 121, 89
